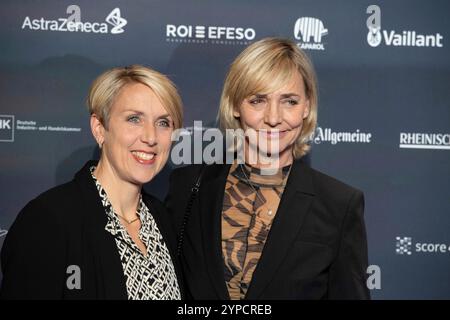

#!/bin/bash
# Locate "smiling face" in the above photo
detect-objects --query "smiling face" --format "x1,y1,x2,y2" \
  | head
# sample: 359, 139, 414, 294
233, 71, 310, 167
91, 82, 174, 186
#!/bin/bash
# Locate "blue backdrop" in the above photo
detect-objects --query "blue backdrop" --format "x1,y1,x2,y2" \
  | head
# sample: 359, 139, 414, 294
1, 0, 449, 299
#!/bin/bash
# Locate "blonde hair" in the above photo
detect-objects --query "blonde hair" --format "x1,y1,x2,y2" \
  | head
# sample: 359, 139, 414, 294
218, 38, 318, 158
87, 65, 183, 129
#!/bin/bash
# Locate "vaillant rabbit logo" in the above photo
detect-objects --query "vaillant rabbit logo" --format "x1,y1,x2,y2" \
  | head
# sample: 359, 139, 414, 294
366, 5, 443, 48
294, 17, 328, 50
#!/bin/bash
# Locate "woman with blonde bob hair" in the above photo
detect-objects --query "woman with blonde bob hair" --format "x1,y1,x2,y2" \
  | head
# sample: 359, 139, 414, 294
1, 65, 184, 300
166, 38, 370, 300
218, 37, 318, 160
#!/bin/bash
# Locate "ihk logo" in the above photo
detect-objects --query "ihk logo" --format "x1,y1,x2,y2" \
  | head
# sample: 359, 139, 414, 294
396, 236, 412, 255
0, 115, 14, 142
294, 17, 328, 50
105, 8, 127, 34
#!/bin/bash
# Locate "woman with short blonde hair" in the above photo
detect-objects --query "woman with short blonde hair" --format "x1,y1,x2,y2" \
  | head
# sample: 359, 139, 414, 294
167, 38, 370, 300
88, 64, 183, 130
218, 37, 317, 158
1, 65, 184, 300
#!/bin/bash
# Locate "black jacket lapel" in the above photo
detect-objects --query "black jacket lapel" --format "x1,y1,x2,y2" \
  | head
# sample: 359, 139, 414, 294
74, 161, 127, 299
245, 160, 316, 299
199, 164, 231, 300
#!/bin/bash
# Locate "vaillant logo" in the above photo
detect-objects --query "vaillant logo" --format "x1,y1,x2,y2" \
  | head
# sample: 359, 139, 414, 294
21, 5, 127, 34
294, 17, 328, 50
0, 115, 14, 142
366, 5, 443, 48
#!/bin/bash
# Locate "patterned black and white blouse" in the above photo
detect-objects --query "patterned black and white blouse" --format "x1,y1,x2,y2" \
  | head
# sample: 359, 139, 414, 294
90, 167, 181, 300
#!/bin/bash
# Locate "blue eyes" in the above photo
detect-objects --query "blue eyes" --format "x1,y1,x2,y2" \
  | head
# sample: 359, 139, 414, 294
127, 115, 141, 123
248, 98, 299, 106
286, 99, 299, 106
126, 115, 172, 128
156, 119, 171, 128
249, 98, 265, 105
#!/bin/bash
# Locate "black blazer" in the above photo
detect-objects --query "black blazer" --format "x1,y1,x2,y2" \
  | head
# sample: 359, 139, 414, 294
0, 160, 183, 300
165, 159, 370, 300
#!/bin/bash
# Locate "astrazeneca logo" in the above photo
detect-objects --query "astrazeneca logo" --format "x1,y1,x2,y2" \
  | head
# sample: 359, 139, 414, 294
396, 236, 450, 255
399, 132, 450, 150
293, 17, 328, 50
105, 8, 127, 34
0, 115, 14, 142
313, 127, 372, 145
21, 5, 127, 34
166, 24, 256, 45
366, 5, 443, 48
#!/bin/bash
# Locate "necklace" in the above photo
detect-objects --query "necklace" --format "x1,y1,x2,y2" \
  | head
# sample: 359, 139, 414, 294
239, 164, 278, 216
116, 213, 140, 225
89, 166, 141, 225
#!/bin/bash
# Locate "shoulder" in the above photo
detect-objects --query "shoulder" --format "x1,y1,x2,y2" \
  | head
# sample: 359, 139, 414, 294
296, 162, 366, 232
5, 182, 81, 245
168, 164, 217, 193
3, 182, 78, 254
170, 163, 228, 181
24, 161, 100, 221
294, 160, 363, 213
142, 191, 165, 214
169, 164, 206, 182
309, 166, 362, 198
18, 181, 78, 221
35, 181, 78, 205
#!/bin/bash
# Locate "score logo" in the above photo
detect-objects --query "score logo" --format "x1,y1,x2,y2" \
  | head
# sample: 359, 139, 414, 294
396, 236, 450, 255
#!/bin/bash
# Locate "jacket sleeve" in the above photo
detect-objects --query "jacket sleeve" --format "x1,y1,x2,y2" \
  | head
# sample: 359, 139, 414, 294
163, 167, 198, 300
328, 190, 371, 299
0, 199, 66, 299
164, 167, 201, 237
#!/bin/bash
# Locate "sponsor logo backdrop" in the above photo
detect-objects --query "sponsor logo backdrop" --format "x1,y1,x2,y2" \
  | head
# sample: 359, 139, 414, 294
0, 0, 449, 299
